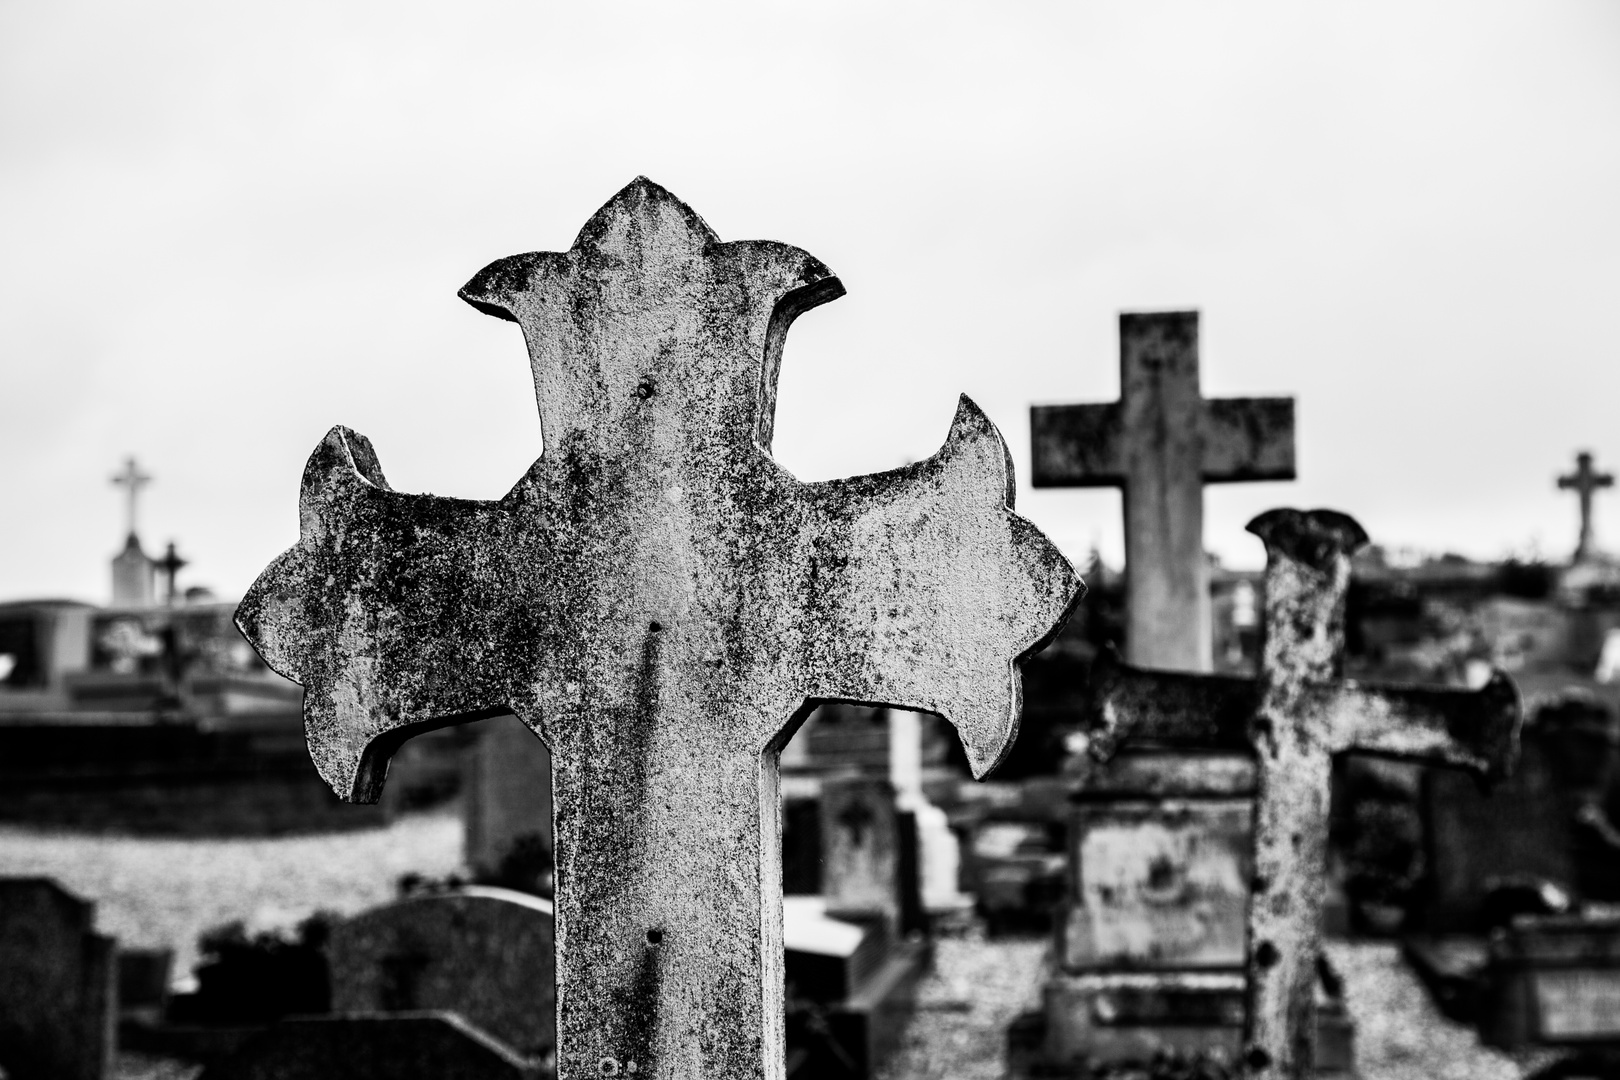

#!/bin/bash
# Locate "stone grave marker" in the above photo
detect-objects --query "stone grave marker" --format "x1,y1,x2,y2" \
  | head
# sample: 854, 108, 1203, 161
328, 885, 556, 1061
200, 1012, 539, 1080
1559, 450, 1613, 563
0, 878, 116, 1080
1031, 309, 1294, 672
1423, 690, 1620, 931
820, 773, 901, 931
1076, 509, 1523, 1079
1025, 309, 1296, 1069
236, 178, 1083, 1080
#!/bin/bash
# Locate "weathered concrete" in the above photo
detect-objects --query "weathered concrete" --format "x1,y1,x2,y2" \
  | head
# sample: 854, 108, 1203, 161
1030, 311, 1293, 672
236, 178, 1083, 1080
1558, 450, 1613, 563
1085, 509, 1523, 1079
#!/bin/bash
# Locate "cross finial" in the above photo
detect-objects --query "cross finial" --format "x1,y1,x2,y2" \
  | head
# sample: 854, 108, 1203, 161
110, 456, 152, 540
1558, 450, 1613, 563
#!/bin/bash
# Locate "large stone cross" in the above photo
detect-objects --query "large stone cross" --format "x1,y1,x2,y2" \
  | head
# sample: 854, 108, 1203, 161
1030, 311, 1293, 671
1559, 449, 1613, 563
235, 179, 1083, 1080
1084, 508, 1521, 1079
110, 455, 152, 540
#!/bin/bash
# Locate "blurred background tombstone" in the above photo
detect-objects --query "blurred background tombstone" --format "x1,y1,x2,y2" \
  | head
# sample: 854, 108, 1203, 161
327, 885, 555, 1062
0, 878, 116, 1080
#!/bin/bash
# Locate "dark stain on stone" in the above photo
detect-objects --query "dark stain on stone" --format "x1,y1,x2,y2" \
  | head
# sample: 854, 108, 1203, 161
1255, 941, 1279, 969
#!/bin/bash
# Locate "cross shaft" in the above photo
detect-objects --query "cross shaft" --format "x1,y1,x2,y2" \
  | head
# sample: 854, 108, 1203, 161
1085, 508, 1521, 1079
1031, 311, 1293, 672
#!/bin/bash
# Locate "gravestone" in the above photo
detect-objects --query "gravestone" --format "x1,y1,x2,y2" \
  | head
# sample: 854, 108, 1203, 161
1559, 450, 1613, 564
1030, 309, 1294, 672
1026, 310, 1296, 1068
1067, 510, 1523, 1079
1423, 691, 1620, 931
820, 773, 903, 931
328, 885, 555, 1060
200, 1012, 540, 1080
236, 178, 1083, 1080
1478, 913, 1620, 1051
0, 878, 117, 1080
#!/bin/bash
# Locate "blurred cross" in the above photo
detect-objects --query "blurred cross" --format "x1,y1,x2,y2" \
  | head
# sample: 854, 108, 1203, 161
1031, 312, 1294, 672
237, 179, 1084, 1080
1086, 509, 1522, 1079
1558, 450, 1613, 563
156, 542, 187, 605
110, 456, 151, 539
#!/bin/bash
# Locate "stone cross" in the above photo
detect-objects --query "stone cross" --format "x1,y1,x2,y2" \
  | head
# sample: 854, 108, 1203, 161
1559, 450, 1613, 563
110, 455, 152, 539
235, 179, 1083, 1080
156, 542, 187, 605
1030, 311, 1293, 671
1084, 508, 1522, 1079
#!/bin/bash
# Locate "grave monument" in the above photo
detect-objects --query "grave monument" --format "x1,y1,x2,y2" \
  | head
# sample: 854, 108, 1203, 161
1076, 509, 1522, 1078
236, 178, 1084, 1080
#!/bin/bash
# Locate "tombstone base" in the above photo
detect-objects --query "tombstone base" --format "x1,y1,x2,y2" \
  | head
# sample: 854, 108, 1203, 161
1009, 972, 1355, 1078
786, 938, 931, 1080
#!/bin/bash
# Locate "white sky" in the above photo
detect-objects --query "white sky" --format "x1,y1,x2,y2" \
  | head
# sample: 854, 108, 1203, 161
3, 2, 1619, 604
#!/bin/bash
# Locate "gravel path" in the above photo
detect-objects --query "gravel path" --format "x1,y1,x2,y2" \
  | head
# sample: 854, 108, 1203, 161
0, 806, 463, 981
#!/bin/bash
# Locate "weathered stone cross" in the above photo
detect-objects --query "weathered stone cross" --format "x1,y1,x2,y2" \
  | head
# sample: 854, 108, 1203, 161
1084, 508, 1522, 1079
1030, 311, 1293, 671
235, 179, 1083, 1080
1559, 449, 1613, 563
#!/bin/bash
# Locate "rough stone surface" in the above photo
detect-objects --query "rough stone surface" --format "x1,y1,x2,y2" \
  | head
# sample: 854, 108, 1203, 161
0, 877, 116, 1080
199, 1012, 539, 1080
328, 886, 556, 1060
1084, 508, 1524, 1080
236, 178, 1083, 1080
1030, 310, 1294, 673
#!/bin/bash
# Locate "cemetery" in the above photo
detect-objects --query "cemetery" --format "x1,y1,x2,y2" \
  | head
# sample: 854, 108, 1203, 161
4, 54, 1619, 1078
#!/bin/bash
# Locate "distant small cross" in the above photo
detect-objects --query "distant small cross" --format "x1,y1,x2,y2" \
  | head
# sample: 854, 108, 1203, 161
110, 456, 151, 539
1558, 450, 1613, 563
1031, 312, 1294, 672
156, 542, 187, 604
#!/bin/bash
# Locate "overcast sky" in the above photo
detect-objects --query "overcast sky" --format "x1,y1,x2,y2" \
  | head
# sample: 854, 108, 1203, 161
4, 2, 1619, 604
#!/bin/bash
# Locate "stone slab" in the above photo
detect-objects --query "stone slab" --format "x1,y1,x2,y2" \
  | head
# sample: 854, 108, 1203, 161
0, 878, 116, 1080
328, 886, 555, 1059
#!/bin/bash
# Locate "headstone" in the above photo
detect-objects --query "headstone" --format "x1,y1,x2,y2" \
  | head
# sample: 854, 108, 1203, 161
1070, 509, 1523, 1079
200, 1012, 540, 1080
0, 878, 116, 1080
236, 178, 1083, 1080
1026, 310, 1296, 1071
887, 708, 971, 915
1031, 309, 1294, 672
1559, 450, 1613, 564
1424, 691, 1620, 931
464, 712, 554, 890
1479, 914, 1620, 1050
328, 886, 556, 1060
820, 773, 902, 931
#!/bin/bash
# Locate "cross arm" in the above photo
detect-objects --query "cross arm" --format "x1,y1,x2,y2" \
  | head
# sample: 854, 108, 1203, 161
1081, 645, 1257, 759
1314, 670, 1523, 788
236, 426, 524, 802
1201, 397, 1295, 483
795, 396, 1084, 778
1029, 402, 1124, 487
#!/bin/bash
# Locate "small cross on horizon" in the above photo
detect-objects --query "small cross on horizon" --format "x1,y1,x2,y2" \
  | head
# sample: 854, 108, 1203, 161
1558, 450, 1613, 563
110, 456, 152, 541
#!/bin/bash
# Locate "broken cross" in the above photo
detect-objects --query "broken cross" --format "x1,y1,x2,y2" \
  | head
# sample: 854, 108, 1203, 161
1084, 508, 1521, 1079
235, 179, 1083, 1080
1030, 311, 1293, 671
